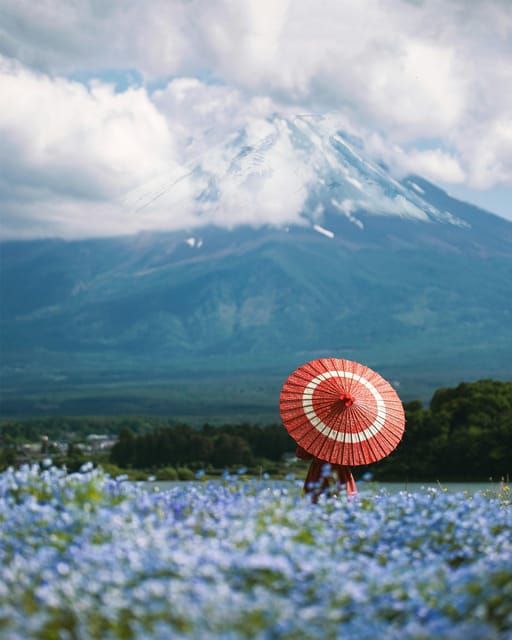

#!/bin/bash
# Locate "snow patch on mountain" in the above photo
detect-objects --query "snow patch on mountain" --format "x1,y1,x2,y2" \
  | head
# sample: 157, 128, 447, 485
185, 237, 203, 248
332, 199, 364, 230
409, 181, 425, 194
313, 224, 335, 238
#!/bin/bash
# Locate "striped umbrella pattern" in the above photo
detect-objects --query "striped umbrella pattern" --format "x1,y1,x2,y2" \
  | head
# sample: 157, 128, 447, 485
280, 358, 405, 466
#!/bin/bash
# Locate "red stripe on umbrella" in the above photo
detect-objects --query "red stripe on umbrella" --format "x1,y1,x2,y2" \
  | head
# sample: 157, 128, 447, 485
280, 358, 405, 465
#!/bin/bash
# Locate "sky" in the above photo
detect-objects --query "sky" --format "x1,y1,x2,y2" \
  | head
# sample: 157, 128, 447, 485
1, 0, 512, 239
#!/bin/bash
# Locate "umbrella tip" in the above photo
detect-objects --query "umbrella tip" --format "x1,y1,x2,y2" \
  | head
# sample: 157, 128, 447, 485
339, 392, 355, 407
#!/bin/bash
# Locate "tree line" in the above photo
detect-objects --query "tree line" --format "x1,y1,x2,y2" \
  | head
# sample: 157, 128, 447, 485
108, 379, 512, 480
1, 379, 511, 480
110, 423, 295, 470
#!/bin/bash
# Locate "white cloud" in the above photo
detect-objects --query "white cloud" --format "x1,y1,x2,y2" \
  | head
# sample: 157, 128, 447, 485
0, 64, 316, 237
2, 0, 512, 236
186, 0, 512, 197
0, 0, 194, 78
403, 148, 466, 184
365, 134, 466, 185
456, 119, 512, 190
128, 81, 315, 230
201, 118, 314, 228
0, 57, 178, 237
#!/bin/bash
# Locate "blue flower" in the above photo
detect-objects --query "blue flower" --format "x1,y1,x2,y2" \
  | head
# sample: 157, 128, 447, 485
0, 465, 511, 638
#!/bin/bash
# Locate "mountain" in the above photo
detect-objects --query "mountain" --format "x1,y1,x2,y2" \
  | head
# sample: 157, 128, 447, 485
1, 119, 511, 419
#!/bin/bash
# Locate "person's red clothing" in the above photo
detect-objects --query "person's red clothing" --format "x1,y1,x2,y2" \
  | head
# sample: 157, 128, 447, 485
296, 446, 357, 502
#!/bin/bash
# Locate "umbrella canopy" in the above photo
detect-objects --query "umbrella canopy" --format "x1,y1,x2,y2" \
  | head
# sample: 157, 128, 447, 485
280, 358, 405, 466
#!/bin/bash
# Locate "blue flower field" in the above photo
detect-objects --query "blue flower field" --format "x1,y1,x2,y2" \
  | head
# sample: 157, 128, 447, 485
0, 464, 511, 639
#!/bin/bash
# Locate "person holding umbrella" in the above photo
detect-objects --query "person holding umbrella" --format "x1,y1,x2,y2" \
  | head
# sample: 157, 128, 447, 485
295, 444, 357, 502
280, 357, 405, 502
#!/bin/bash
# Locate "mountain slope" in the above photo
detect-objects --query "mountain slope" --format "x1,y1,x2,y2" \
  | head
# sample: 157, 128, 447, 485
1, 121, 512, 416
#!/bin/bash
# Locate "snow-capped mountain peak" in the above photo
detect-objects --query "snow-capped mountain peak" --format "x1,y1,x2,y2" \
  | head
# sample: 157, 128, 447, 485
125, 114, 466, 231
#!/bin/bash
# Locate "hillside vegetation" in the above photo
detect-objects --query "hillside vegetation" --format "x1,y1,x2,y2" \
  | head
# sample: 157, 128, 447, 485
2, 180, 512, 411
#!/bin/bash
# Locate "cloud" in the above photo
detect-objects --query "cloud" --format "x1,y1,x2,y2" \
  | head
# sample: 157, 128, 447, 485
0, 63, 315, 238
1, 0, 512, 236
457, 119, 512, 190
365, 134, 466, 185
127, 80, 315, 230
0, 57, 178, 237
186, 0, 511, 195
191, 1, 469, 134
0, 0, 195, 78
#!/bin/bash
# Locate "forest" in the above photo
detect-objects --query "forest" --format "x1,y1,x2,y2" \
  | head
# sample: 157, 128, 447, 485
0, 379, 511, 481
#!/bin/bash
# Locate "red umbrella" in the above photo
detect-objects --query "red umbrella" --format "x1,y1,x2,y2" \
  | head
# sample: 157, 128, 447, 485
280, 358, 405, 466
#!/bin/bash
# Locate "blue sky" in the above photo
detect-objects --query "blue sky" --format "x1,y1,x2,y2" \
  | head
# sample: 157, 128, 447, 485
1, 0, 511, 238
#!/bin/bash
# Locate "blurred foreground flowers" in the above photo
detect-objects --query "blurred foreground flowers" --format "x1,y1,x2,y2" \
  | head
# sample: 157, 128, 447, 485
0, 465, 511, 639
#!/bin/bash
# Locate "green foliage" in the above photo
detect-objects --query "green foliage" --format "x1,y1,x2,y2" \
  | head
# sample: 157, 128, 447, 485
155, 466, 179, 481
109, 422, 296, 471
97, 462, 126, 478
0, 445, 16, 470
370, 379, 512, 481
176, 466, 195, 481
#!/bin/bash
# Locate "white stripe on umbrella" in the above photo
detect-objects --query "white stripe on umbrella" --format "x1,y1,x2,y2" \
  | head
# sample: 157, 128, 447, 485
301, 370, 387, 444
